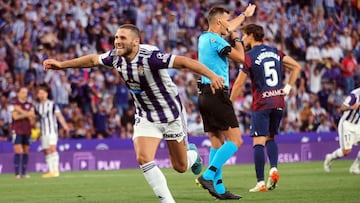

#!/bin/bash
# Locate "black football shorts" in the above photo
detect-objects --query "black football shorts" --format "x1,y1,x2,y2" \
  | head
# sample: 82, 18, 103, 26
198, 84, 239, 132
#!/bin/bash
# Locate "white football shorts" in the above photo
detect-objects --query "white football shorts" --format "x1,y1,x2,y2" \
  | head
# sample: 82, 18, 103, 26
41, 133, 58, 149
132, 115, 187, 142
338, 119, 360, 150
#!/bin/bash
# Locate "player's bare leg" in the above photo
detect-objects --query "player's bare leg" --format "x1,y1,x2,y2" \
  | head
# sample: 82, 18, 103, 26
167, 139, 201, 174
134, 137, 175, 203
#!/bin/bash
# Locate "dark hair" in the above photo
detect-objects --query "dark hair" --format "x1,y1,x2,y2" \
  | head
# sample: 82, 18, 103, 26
37, 85, 49, 93
208, 6, 229, 23
119, 24, 140, 39
240, 24, 264, 42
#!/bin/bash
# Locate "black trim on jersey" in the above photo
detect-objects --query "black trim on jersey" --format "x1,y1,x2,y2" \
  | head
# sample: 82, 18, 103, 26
219, 46, 231, 56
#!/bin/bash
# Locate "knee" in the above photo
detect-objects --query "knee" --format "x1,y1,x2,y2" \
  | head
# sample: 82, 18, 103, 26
49, 149, 57, 154
172, 161, 187, 173
136, 154, 152, 165
234, 138, 243, 148
232, 136, 243, 148
227, 136, 243, 148
343, 149, 352, 156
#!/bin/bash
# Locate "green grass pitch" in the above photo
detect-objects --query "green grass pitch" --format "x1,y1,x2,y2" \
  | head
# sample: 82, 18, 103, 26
0, 160, 358, 203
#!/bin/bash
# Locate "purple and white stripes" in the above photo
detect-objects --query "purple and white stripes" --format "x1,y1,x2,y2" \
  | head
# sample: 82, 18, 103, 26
99, 44, 183, 123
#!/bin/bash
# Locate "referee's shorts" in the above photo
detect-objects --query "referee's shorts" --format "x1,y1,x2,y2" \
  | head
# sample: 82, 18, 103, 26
198, 84, 239, 132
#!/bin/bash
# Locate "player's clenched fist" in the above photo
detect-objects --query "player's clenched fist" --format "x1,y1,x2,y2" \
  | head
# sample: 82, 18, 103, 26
43, 59, 62, 70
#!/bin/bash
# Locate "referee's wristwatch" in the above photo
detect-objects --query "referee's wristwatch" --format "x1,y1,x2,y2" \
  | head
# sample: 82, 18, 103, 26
233, 38, 241, 43
232, 38, 242, 46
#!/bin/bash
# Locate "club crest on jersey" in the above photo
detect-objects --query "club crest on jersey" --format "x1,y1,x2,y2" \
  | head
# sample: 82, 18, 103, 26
211, 38, 215, 42
137, 65, 144, 76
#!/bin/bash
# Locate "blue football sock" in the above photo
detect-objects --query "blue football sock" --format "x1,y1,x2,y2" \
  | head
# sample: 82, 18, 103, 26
203, 141, 238, 184
14, 154, 20, 175
253, 144, 265, 182
22, 154, 29, 175
209, 148, 226, 194
266, 139, 278, 168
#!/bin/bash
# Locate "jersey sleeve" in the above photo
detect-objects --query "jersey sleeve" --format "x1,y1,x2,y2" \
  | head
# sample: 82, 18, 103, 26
210, 35, 231, 57
240, 54, 252, 75
54, 103, 61, 114
98, 49, 116, 68
149, 50, 176, 70
343, 93, 357, 106
278, 50, 286, 59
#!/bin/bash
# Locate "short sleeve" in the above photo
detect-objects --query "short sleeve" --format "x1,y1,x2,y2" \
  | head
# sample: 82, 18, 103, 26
241, 54, 252, 75
99, 49, 116, 67
209, 35, 231, 57
148, 51, 176, 70
54, 103, 61, 113
344, 93, 357, 106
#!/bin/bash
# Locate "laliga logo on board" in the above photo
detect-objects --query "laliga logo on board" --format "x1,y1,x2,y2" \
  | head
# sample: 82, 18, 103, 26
96, 143, 109, 150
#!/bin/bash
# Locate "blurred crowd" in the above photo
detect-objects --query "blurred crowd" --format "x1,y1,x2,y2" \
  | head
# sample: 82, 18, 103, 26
0, 0, 359, 141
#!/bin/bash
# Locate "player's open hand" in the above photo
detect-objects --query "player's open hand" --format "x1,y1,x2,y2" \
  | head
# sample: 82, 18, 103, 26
43, 59, 62, 71
244, 4, 256, 18
210, 75, 225, 94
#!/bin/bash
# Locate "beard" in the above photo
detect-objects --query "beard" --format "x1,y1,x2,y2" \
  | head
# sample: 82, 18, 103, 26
115, 42, 133, 57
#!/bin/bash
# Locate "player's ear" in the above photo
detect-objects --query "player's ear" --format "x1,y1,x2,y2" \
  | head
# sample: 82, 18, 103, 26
134, 37, 140, 46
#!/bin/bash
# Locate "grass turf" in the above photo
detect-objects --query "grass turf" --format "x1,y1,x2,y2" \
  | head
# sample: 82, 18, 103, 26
0, 160, 358, 203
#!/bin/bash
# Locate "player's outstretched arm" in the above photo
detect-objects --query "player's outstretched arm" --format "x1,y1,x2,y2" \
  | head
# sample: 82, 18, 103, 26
173, 56, 224, 92
282, 55, 302, 95
56, 111, 70, 134
43, 54, 101, 70
228, 4, 256, 32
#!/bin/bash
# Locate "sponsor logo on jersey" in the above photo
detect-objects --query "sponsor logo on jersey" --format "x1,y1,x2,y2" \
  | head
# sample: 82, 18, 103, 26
262, 89, 283, 98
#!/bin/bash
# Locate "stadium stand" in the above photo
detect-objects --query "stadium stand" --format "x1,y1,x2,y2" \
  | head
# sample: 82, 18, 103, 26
0, 0, 359, 140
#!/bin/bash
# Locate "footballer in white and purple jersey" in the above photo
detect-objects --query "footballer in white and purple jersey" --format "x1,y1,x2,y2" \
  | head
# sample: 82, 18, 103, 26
36, 86, 69, 178
324, 87, 360, 174
43, 24, 225, 202
99, 44, 183, 125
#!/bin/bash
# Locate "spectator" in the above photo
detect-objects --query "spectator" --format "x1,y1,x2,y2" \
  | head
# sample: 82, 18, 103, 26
316, 113, 331, 132
339, 28, 353, 52
0, 0, 358, 140
306, 39, 322, 62
341, 50, 357, 94
311, 100, 327, 128
92, 104, 108, 139
166, 11, 179, 48
188, 114, 204, 136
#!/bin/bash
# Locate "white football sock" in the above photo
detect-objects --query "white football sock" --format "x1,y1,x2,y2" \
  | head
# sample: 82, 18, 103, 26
52, 152, 59, 172
351, 151, 360, 168
46, 154, 53, 172
330, 148, 344, 160
141, 161, 175, 203
187, 150, 197, 170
